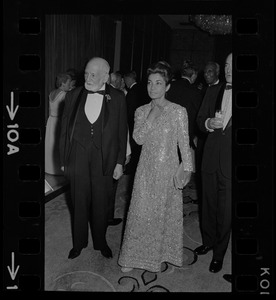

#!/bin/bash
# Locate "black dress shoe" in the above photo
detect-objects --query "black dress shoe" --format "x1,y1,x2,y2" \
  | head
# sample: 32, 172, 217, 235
100, 245, 113, 259
223, 274, 232, 283
108, 218, 122, 226
194, 245, 212, 255
209, 259, 223, 273
68, 248, 82, 259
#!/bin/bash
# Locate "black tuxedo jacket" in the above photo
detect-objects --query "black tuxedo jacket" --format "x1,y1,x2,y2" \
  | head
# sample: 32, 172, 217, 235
59, 84, 128, 176
126, 82, 149, 147
196, 82, 231, 178
167, 78, 203, 147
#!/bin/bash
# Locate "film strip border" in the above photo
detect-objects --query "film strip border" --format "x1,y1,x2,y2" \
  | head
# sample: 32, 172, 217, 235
3, 5, 44, 291
232, 4, 274, 294
2, 1, 274, 294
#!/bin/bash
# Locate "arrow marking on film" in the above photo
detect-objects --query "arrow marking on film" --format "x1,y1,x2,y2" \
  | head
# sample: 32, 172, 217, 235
7, 252, 20, 280
6, 92, 19, 121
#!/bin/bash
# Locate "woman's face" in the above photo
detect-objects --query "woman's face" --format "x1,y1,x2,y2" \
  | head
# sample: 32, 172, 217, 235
147, 73, 170, 100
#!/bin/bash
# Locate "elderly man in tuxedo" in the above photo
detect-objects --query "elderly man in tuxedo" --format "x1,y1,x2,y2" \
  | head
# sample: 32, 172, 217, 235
60, 57, 128, 259
195, 53, 232, 273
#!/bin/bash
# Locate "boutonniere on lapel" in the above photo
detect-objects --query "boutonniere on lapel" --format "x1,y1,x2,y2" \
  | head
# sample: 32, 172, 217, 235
104, 84, 112, 103
105, 93, 111, 103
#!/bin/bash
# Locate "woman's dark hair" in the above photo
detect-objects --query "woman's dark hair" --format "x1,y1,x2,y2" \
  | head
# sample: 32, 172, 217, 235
66, 68, 78, 81
55, 73, 72, 88
147, 61, 172, 85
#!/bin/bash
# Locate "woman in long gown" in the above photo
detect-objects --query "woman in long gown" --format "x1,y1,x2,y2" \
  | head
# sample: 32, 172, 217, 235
118, 61, 193, 273
45, 73, 73, 175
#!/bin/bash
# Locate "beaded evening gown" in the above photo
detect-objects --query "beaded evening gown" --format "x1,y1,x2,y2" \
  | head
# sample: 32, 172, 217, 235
45, 89, 67, 175
118, 102, 193, 272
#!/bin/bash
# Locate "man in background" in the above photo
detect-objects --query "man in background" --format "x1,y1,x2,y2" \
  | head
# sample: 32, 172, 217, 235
123, 70, 149, 195
204, 61, 220, 87
195, 53, 232, 273
167, 59, 203, 203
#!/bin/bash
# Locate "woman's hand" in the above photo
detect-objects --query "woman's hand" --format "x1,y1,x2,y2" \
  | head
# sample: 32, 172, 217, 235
182, 170, 192, 188
173, 167, 192, 190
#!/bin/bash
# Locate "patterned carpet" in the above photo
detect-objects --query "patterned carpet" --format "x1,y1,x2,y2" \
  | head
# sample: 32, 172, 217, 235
45, 175, 231, 292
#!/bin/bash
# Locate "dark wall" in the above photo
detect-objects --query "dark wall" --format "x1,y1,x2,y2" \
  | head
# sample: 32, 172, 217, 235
118, 15, 171, 82
169, 28, 215, 75
45, 14, 116, 121
45, 14, 171, 121
213, 35, 233, 81
169, 27, 232, 82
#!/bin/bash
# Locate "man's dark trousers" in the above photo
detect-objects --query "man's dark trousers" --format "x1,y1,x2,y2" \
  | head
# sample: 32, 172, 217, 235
67, 140, 113, 251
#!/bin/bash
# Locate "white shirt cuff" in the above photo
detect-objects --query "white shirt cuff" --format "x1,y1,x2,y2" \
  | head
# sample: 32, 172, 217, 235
205, 118, 214, 132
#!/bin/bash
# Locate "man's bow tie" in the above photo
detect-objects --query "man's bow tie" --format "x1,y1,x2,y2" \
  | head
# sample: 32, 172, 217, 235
87, 90, 105, 95
225, 84, 232, 90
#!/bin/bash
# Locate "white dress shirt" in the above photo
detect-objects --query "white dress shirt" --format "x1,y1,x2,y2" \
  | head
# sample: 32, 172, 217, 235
205, 86, 232, 132
84, 84, 131, 158
221, 88, 232, 130
84, 87, 105, 124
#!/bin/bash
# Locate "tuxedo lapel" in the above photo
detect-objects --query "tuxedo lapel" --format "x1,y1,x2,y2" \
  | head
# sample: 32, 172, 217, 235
224, 116, 232, 131
62, 87, 86, 165
69, 87, 86, 143
214, 83, 226, 112
103, 84, 111, 130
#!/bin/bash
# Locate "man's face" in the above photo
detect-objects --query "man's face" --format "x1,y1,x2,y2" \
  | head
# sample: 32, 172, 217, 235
225, 53, 232, 84
84, 59, 109, 91
124, 76, 131, 89
115, 76, 122, 89
190, 72, 198, 84
204, 64, 218, 85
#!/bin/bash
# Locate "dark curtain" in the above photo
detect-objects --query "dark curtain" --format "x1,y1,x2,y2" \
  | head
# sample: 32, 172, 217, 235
45, 14, 116, 122
119, 15, 172, 82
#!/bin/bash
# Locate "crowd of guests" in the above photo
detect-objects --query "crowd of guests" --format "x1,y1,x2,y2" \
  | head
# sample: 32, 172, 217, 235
45, 53, 232, 281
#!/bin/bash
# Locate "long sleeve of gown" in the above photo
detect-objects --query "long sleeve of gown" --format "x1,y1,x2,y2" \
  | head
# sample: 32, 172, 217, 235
133, 106, 153, 145
177, 107, 194, 172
